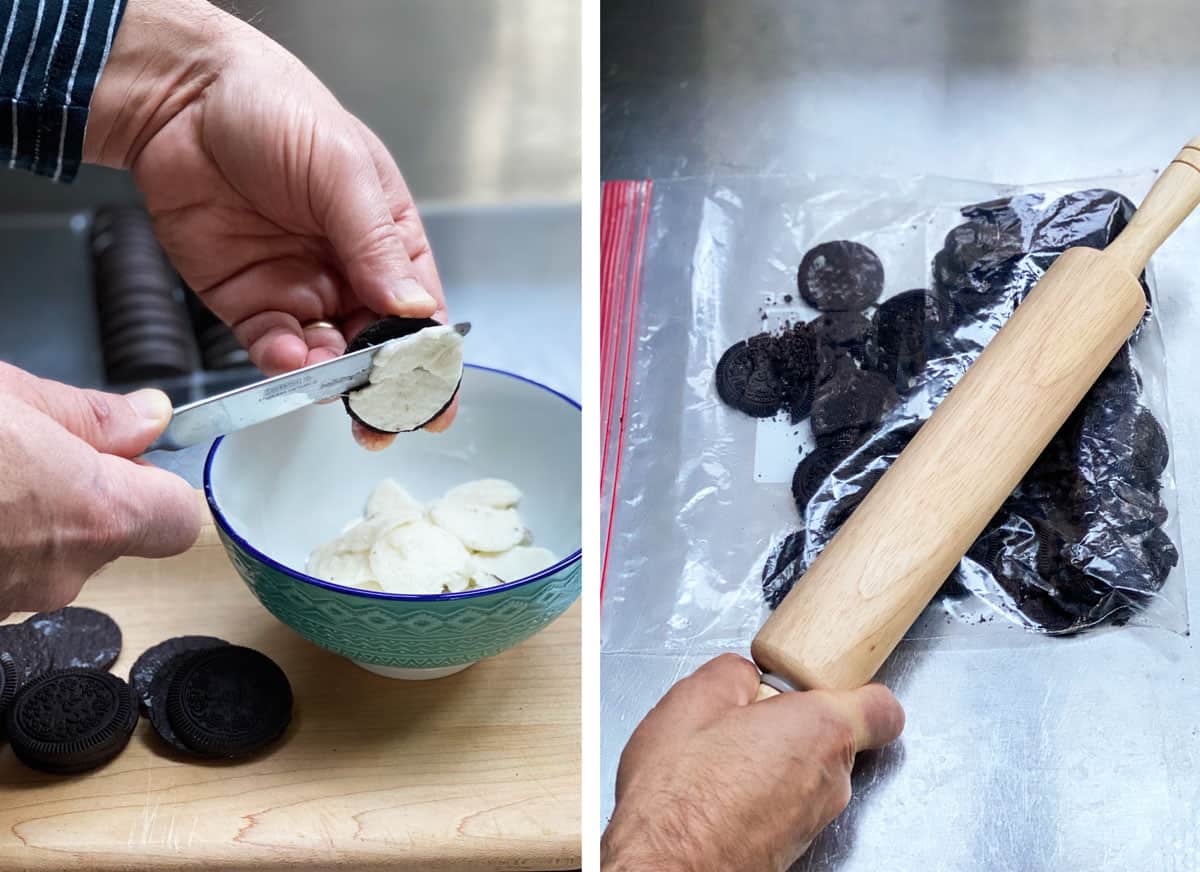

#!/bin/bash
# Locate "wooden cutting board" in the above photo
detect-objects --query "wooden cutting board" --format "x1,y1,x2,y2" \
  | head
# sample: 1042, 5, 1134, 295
0, 522, 581, 871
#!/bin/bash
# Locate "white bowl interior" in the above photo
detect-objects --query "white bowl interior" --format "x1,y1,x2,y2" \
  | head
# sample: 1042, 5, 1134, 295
208, 366, 581, 583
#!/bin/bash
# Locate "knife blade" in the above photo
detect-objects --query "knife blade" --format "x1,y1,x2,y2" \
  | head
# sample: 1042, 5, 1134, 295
145, 322, 471, 452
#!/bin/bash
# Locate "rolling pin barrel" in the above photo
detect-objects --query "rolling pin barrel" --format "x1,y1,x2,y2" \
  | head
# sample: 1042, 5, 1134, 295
752, 137, 1200, 693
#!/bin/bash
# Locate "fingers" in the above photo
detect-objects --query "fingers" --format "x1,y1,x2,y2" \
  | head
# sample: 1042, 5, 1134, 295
351, 420, 397, 451
301, 322, 344, 365
423, 394, 459, 432
842, 683, 906, 751
340, 309, 378, 347
202, 260, 349, 374
95, 455, 204, 558
315, 137, 438, 319
646, 653, 763, 733
234, 311, 310, 374
351, 119, 447, 320
1, 366, 173, 458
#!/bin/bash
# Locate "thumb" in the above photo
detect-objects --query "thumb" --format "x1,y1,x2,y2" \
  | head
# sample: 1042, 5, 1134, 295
96, 456, 204, 558
801, 684, 906, 753
10, 371, 172, 458
316, 141, 436, 318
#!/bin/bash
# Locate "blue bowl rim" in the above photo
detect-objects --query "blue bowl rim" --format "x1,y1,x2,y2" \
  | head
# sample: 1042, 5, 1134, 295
203, 363, 582, 602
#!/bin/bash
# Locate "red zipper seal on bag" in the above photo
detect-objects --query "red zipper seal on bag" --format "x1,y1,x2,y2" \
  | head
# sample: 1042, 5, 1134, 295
600, 180, 653, 605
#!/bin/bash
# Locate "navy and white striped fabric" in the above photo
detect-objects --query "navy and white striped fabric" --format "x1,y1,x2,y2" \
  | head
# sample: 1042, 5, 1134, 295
0, 0, 127, 183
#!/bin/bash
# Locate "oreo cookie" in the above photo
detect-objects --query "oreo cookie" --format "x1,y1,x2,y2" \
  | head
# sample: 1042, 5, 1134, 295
146, 653, 194, 755
715, 337, 784, 418
873, 289, 951, 388
796, 241, 884, 312
0, 653, 17, 731
1032, 523, 1065, 583
814, 426, 868, 459
791, 447, 845, 514
6, 669, 137, 774
762, 531, 806, 609
864, 420, 921, 460
1126, 408, 1169, 485
343, 317, 461, 433
810, 368, 897, 439
0, 623, 49, 685
130, 636, 228, 716
766, 325, 818, 422
25, 607, 122, 673
1031, 189, 1137, 260
1143, 526, 1179, 586
164, 646, 292, 758
823, 469, 883, 534
932, 201, 1025, 303
811, 310, 874, 351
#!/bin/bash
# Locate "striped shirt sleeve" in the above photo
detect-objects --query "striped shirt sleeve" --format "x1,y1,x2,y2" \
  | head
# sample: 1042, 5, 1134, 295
0, 0, 127, 183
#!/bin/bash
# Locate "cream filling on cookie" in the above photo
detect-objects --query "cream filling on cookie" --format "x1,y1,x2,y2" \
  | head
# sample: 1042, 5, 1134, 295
347, 325, 463, 432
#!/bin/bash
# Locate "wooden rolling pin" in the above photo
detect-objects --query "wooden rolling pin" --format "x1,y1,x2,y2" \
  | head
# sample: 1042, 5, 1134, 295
752, 137, 1200, 698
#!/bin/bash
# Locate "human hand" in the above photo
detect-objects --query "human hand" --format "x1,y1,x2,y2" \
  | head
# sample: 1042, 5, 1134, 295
0, 364, 202, 615
84, 0, 453, 447
601, 654, 905, 872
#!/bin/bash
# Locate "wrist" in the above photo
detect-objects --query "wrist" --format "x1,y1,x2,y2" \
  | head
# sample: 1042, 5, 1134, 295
84, 0, 237, 168
601, 812, 698, 872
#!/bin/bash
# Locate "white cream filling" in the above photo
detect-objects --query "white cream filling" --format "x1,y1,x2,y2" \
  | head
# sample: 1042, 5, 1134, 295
307, 477, 554, 595
369, 522, 474, 594
348, 325, 463, 432
472, 546, 557, 583
429, 500, 525, 553
365, 479, 425, 525
441, 478, 522, 508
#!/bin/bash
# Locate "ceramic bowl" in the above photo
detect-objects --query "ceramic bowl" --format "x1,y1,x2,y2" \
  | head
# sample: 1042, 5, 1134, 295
204, 365, 581, 679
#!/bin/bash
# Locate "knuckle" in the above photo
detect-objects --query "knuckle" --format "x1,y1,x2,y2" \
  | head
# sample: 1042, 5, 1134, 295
831, 778, 853, 815
13, 572, 80, 613
710, 652, 755, 679
351, 220, 402, 263
85, 468, 135, 558
833, 725, 856, 771
77, 390, 115, 437
327, 131, 363, 163
810, 711, 856, 771
394, 220, 430, 259
34, 583, 76, 612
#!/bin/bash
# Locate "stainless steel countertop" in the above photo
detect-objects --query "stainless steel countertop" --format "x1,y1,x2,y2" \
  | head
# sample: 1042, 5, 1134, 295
601, 3, 1200, 869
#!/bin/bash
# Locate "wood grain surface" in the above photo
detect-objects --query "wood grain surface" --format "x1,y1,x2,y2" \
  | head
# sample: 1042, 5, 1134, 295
0, 522, 581, 871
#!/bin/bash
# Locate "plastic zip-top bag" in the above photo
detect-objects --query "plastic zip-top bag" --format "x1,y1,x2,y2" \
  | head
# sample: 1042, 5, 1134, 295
600, 174, 1184, 661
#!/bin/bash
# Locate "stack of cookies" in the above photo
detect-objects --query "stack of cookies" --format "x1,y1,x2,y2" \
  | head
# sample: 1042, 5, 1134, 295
90, 206, 199, 383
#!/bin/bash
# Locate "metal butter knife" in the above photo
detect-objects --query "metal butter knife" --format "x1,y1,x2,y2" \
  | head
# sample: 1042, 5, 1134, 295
146, 322, 471, 452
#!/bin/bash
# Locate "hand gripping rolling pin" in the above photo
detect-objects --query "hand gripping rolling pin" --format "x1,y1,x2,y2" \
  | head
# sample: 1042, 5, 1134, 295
753, 138, 1200, 699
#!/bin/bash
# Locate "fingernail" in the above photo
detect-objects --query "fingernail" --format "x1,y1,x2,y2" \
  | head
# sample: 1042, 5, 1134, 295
126, 388, 172, 423
393, 278, 435, 308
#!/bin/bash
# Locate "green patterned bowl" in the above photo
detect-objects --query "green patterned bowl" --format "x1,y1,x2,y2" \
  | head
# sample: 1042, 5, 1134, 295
204, 365, 581, 679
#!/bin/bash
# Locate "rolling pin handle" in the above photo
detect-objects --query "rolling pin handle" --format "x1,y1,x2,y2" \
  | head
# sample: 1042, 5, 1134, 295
1105, 136, 1200, 274
755, 683, 779, 702
754, 672, 796, 701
